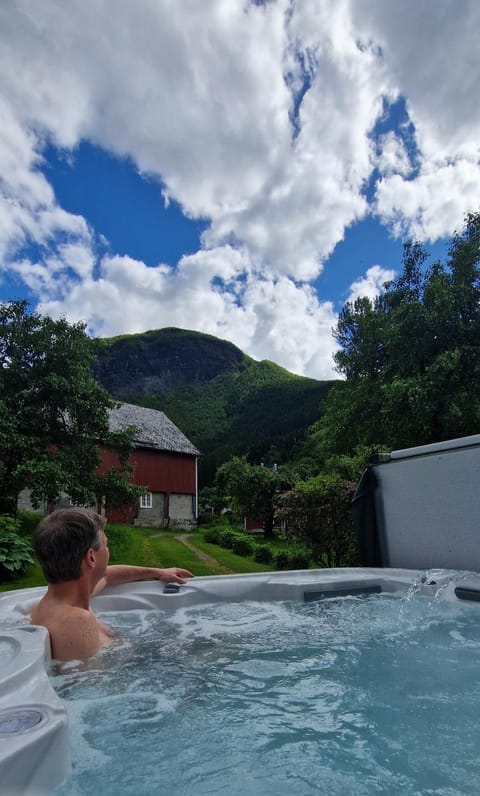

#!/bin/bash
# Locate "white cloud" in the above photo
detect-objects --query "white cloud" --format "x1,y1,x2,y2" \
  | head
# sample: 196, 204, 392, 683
376, 132, 412, 178
347, 265, 396, 304
0, 0, 479, 379
354, 0, 480, 163
0, 97, 92, 268
375, 159, 480, 241
241, 276, 339, 378
38, 246, 339, 378
352, 0, 480, 238
0, 0, 390, 282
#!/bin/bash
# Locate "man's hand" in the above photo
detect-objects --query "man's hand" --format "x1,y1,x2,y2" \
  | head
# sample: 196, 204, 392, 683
93, 565, 194, 595
151, 567, 194, 585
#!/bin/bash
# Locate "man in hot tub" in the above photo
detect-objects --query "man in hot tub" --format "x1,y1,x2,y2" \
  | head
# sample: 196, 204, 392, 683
30, 507, 193, 661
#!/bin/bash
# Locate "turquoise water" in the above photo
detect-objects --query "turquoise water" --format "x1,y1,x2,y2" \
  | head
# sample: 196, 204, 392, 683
52, 594, 480, 795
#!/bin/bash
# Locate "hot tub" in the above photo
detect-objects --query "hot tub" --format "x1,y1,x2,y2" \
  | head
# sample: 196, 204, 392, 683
1, 568, 480, 795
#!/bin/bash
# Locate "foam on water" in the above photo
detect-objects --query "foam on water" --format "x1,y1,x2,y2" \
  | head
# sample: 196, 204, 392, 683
52, 593, 480, 796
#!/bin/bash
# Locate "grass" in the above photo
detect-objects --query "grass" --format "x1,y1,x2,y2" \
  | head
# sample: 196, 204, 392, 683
190, 531, 276, 573
0, 562, 46, 593
0, 524, 278, 592
122, 530, 217, 577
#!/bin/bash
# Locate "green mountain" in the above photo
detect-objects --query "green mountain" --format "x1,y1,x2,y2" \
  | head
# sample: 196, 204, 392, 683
94, 328, 336, 484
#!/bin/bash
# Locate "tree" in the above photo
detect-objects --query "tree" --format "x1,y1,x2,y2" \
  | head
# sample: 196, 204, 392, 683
214, 456, 295, 538
316, 212, 480, 459
276, 474, 358, 566
0, 300, 141, 515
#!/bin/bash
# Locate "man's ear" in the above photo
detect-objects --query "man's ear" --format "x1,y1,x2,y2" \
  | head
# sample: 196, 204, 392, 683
86, 548, 96, 568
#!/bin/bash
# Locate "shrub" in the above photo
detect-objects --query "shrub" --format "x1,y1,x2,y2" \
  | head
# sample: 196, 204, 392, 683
273, 548, 310, 571
231, 536, 254, 557
273, 551, 291, 570
198, 512, 222, 527
287, 549, 311, 569
276, 474, 358, 567
17, 511, 44, 539
203, 527, 221, 544
253, 545, 273, 564
217, 529, 237, 549
0, 516, 35, 581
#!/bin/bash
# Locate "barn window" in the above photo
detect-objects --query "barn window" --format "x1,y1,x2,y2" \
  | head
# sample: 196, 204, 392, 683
140, 492, 153, 509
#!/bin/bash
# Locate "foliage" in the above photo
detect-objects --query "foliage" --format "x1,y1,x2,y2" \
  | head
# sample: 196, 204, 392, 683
203, 524, 241, 544
274, 548, 311, 570
200, 523, 310, 570
203, 524, 271, 562
0, 516, 35, 580
276, 475, 358, 567
272, 550, 292, 570
285, 548, 312, 569
316, 213, 480, 459
217, 529, 237, 548
0, 300, 142, 515
214, 456, 297, 538
253, 545, 273, 564
203, 527, 222, 544
231, 535, 254, 557
198, 486, 231, 522
94, 327, 335, 485
191, 532, 275, 574
16, 511, 44, 538
104, 523, 138, 561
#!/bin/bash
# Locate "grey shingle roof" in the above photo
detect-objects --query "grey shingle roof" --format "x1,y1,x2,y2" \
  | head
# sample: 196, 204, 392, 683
108, 403, 200, 456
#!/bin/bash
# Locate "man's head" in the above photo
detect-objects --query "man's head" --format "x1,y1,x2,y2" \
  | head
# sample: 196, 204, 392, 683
34, 508, 107, 584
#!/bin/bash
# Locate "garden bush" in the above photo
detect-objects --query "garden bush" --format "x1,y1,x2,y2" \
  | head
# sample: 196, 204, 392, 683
253, 545, 273, 564
276, 474, 358, 567
217, 529, 237, 549
286, 549, 311, 569
273, 548, 310, 571
203, 527, 222, 544
0, 516, 35, 581
273, 550, 291, 570
17, 511, 44, 539
231, 536, 254, 557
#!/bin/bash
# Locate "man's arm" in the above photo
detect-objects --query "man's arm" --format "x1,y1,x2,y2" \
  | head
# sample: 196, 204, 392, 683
92, 565, 194, 596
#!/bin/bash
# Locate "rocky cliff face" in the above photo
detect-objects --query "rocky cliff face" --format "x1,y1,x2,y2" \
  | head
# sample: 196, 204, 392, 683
94, 327, 245, 398
94, 326, 335, 483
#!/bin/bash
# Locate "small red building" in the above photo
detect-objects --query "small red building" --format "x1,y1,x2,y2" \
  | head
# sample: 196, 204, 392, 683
18, 402, 200, 531
104, 403, 200, 530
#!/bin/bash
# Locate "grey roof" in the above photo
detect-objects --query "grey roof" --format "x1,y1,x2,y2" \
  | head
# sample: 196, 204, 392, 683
108, 403, 200, 456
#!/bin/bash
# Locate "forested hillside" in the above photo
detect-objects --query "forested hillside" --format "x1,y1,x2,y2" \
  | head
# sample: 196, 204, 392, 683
94, 328, 335, 484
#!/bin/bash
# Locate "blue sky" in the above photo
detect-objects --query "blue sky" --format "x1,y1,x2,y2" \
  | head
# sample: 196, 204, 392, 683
0, 1, 478, 379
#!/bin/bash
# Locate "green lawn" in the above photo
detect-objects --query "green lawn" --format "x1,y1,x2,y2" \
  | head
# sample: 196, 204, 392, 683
0, 562, 46, 592
189, 532, 276, 573
0, 524, 277, 592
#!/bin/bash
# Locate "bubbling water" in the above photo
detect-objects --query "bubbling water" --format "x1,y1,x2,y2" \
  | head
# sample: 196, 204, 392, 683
52, 593, 480, 796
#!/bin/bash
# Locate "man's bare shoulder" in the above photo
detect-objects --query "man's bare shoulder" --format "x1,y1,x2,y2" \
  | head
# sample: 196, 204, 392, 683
32, 603, 102, 661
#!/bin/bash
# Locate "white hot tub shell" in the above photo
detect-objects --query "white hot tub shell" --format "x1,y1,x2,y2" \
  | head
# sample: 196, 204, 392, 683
1, 567, 480, 794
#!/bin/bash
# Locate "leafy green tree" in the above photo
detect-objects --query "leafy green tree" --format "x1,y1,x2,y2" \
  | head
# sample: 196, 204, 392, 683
317, 212, 480, 459
276, 475, 358, 566
214, 456, 295, 538
198, 485, 230, 520
0, 300, 141, 515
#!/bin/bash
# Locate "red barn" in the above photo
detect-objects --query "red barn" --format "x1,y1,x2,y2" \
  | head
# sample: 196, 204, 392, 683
103, 403, 200, 530
17, 402, 200, 531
